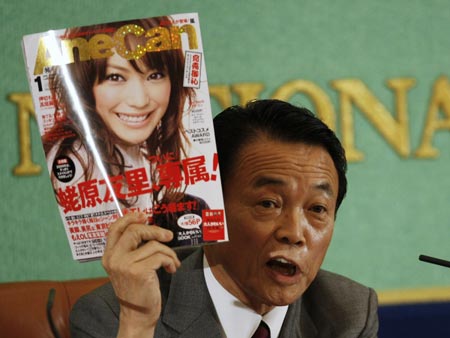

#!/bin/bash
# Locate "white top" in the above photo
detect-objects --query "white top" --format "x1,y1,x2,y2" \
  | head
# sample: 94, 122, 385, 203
203, 255, 288, 338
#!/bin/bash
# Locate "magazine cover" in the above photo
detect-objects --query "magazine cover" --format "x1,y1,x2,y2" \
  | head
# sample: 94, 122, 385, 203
22, 13, 228, 261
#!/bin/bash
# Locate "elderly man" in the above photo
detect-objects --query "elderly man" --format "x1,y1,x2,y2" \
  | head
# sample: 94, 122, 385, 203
71, 99, 379, 338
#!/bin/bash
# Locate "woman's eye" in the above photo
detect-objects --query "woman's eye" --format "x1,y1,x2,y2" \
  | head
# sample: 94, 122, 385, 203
105, 73, 124, 82
147, 71, 166, 80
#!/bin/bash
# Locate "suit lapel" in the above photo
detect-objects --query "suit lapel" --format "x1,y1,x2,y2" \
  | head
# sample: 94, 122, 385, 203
278, 298, 318, 338
159, 248, 223, 338
299, 299, 318, 338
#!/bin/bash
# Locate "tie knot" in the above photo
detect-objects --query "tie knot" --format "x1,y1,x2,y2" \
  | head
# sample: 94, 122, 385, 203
251, 320, 271, 338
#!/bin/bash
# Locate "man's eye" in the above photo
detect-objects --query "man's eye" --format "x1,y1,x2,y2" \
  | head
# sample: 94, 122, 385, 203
105, 73, 124, 82
310, 205, 327, 214
259, 200, 278, 209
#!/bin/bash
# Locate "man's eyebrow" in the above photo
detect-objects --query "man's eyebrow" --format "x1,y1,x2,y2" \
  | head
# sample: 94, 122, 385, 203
253, 176, 287, 188
252, 176, 336, 197
314, 182, 335, 197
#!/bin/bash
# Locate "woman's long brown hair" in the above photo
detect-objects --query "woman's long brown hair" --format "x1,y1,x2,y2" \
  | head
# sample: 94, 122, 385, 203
44, 16, 194, 207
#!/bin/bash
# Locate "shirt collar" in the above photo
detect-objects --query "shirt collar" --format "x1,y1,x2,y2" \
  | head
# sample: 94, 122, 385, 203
203, 254, 288, 338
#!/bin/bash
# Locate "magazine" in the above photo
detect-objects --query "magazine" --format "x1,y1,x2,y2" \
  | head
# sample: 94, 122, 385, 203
22, 13, 228, 261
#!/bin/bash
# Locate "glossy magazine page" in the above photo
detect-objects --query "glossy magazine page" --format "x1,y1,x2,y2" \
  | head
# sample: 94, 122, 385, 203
22, 13, 228, 261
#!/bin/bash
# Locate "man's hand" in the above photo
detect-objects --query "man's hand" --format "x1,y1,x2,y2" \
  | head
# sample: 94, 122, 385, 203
102, 212, 181, 338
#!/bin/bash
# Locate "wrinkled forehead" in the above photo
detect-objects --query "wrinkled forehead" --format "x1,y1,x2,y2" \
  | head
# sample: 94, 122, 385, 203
224, 137, 339, 205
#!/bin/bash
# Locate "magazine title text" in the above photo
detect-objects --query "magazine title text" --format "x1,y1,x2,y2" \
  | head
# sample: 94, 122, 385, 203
33, 23, 198, 75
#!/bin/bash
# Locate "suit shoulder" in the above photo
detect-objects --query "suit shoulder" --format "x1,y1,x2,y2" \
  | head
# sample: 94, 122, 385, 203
314, 269, 372, 291
70, 282, 120, 337
302, 270, 379, 336
307, 269, 376, 307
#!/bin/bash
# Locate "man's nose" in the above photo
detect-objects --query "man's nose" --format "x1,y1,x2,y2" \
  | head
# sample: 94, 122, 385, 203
126, 79, 150, 108
275, 209, 307, 246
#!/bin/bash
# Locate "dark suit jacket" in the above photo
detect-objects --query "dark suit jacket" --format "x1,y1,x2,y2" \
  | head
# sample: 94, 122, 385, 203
70, 247, 378, 338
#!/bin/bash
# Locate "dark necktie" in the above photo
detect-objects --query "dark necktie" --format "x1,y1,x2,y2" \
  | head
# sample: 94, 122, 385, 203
251, 320, 271, 338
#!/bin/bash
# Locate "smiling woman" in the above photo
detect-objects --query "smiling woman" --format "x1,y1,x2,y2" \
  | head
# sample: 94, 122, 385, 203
93, 53, 171, 146
41, 16, 199, 249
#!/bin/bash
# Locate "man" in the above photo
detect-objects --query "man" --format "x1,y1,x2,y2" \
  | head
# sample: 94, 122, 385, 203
71, 99, 379, 338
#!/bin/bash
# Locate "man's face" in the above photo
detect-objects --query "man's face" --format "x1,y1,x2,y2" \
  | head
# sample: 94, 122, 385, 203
205, 137, 339, 313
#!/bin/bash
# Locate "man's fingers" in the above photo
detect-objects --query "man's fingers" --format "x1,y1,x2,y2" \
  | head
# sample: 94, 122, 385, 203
103, 224, 180, 275
106, 212, 147, 249
113, 224, 174, 252
106, 240, 180, 273
126, 240, 180, 267
138, 252, 181, 273
105, 212, 173, 254
105, 249, 181, 280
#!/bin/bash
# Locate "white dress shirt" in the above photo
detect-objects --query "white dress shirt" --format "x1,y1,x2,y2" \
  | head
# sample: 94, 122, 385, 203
203, 255, 288, 338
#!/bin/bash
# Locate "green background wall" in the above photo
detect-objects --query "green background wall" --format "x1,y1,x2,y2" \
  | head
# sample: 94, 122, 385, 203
1, 0, 450, 296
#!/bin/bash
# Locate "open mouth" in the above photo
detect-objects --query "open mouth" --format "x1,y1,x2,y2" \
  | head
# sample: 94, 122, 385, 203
266, 258, 299, 277
117, 113, 150, 124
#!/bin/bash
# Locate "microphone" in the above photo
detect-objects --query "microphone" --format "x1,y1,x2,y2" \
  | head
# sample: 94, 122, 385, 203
419, 254, 450, 269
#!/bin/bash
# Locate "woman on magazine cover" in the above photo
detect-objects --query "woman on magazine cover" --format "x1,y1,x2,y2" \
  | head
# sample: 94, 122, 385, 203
44, 16, 206, 247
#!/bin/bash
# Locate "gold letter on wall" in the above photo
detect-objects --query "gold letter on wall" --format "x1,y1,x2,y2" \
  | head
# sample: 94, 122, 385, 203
415, 76, 450, 158
231, 83, 265, 105
331, 78, 415, 161
272, 80, 336, 132
8, 93, 42, 176
209, 83, 266, 110
209, 85, 232, 110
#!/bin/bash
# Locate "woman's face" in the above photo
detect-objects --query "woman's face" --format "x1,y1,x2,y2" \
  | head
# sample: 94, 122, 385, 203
93, 53, 171, 145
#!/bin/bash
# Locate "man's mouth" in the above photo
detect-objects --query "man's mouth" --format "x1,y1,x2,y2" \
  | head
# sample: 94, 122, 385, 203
266, 258, 299, 277
117, 113, 150, 124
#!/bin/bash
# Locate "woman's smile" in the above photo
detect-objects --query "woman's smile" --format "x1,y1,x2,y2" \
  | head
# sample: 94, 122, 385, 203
93, 53, 171, 145
116, 112, 152, 126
